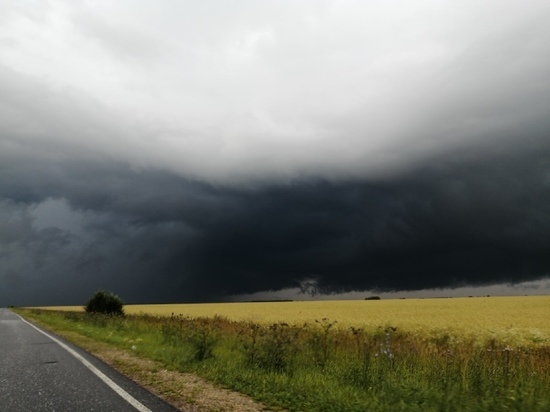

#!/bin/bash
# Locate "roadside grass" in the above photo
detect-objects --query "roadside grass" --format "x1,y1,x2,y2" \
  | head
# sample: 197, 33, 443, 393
15, 307, 550, 412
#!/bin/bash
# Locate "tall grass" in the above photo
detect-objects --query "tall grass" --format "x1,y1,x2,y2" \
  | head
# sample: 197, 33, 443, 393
17, 308, 550, 412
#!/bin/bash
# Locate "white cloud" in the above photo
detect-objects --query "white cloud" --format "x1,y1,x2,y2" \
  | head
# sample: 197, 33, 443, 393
1, 0, 549, 183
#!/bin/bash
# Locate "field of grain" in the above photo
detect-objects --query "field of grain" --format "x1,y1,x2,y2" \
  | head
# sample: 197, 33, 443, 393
42, 295, 549, 345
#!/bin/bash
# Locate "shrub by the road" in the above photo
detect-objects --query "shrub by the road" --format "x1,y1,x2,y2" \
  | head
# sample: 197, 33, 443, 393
85, 290, 124, 316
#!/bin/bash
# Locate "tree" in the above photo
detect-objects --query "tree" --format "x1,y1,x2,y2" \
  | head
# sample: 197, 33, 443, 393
85, 290, 124, 316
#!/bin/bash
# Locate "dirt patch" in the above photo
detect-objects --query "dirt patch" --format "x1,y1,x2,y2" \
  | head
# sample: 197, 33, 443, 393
98, 348, 273, 412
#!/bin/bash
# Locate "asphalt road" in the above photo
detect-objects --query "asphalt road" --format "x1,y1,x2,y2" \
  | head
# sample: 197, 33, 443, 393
0, 308, 179, 412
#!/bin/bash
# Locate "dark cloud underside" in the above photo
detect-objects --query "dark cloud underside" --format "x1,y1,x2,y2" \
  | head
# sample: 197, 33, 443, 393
1, 133, 548, 305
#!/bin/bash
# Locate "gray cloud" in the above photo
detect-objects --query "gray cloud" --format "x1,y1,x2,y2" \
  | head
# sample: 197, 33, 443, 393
1, 131, 548, 305
1, 1, 550, 305
2, 1, 549, 182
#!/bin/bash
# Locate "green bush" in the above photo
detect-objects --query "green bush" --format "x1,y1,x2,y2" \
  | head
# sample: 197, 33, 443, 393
85, 290, 124, 316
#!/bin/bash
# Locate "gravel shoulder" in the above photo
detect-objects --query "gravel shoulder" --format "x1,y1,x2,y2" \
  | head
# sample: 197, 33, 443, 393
22, 322, 280, 412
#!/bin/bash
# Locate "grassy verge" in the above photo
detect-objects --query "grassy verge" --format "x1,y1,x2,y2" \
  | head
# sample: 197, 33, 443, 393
15, 308, 550, 412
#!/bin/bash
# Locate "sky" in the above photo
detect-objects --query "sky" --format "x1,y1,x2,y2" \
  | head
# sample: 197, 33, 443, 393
1, 0, 549, 306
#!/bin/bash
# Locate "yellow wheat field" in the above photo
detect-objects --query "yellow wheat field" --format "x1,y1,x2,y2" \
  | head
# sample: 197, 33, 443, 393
42, 295, 549, 345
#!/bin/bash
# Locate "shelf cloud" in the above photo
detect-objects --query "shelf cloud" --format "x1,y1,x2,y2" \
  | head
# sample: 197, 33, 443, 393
1, 1, 549, 305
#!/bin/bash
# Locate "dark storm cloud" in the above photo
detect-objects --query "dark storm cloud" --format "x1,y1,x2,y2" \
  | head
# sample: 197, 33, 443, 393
2, 1, 550, 305
1, 131, 548, 305
182, 136, 550, 298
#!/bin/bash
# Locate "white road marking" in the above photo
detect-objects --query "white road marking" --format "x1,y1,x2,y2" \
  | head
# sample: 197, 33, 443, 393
17, 315, 152, 412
